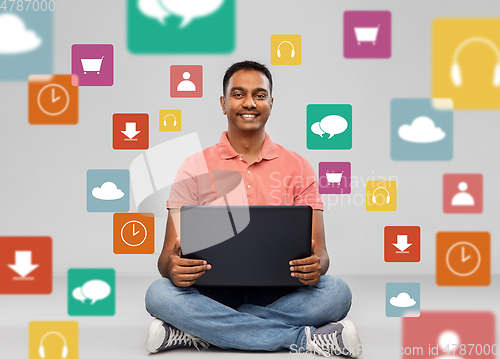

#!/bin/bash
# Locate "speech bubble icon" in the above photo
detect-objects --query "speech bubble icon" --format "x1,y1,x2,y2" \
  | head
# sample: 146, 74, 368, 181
72, 287, 86, 303
319, 115, 348, 139
311, 122, 325, 137
160, 0, 224, 28
138, 0, 169, 25
82, 280, 111, 305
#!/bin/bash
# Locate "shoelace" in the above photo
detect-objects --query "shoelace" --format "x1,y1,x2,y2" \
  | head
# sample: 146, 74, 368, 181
305, 326, 344, 358
165, 327, 210, 351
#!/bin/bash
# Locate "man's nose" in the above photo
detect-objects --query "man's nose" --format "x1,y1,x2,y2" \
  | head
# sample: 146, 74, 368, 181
242, 94, 256, 108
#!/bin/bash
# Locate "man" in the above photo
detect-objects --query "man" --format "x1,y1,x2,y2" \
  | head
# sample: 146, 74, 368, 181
144, 61, 362, 357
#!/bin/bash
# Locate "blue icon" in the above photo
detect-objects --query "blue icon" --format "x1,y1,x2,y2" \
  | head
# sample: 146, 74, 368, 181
87, 169, 129, 213
391, 98, 453, 161
386, 282, 420, 317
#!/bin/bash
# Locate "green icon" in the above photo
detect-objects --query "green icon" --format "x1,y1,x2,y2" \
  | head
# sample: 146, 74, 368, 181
68, 268, 115, 316
127, 0, 235, 54
306, 104, 352, 150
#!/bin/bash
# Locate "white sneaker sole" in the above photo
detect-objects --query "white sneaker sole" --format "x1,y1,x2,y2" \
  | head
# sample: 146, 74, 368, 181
145, 318, 165, 354
340, 320, 362, 357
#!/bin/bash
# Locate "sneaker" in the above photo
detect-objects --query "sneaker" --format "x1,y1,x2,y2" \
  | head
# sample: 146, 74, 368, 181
305, 319, 362, 357
145, 318, 210, 353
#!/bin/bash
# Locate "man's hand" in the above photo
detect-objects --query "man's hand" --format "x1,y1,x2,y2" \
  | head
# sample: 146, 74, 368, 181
166, 237, 211, 287
289, 239, 321, 285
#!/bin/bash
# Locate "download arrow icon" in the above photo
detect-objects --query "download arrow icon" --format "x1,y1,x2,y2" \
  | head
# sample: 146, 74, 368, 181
121, 122, 140, 139
393, 235, 412, 252
8, 251, 39, 277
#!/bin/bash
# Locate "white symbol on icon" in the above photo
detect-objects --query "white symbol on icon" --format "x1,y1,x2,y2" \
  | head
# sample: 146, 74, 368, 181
354, 24, 380, 45
372, 187, 390, 204
121, 122, 141, 141
398, 116, 446, 143
92, 182, 125, 200
39, 331, 68, 358
311, 115, 348, 139
393, 235, 412, 253
0, 14, 42, 54
451, 182, 474, 206
37, 84, 70, 116
325, 171, 343, 187
8, 251, 39, 280
177, 72, 196, 91
81, 56, 104, 75
72, 279, 111, 304
446, 241, 481, 277
277, 41, 295, 58
389, 292, 416, 307
121, 220, 148, 247
163, 114, 177, 127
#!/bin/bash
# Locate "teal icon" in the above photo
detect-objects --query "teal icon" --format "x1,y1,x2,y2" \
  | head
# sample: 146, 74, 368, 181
306, 104, 352, 150
68, 268, 115, 316
391, 98, 453, 161
127, 0, 235, 54
87, 169, 129, 213
386, 282, 420, 317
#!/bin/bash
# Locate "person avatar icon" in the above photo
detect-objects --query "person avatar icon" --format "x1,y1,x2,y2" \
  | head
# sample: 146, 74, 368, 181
433, 330, 468, 359
451, 181, 474, 206
177, 72, 196, 92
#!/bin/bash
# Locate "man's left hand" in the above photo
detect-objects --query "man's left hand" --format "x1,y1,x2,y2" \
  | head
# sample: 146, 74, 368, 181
289, 239, 321, 285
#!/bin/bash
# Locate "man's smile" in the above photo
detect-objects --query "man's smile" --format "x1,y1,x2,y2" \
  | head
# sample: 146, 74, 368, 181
239, 113, 260, 121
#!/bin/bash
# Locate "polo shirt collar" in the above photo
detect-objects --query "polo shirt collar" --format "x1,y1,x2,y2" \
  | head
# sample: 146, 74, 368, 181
218, 131, 278, 161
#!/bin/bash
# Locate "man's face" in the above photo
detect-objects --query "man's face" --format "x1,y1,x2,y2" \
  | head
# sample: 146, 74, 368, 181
220, 69, 273, 133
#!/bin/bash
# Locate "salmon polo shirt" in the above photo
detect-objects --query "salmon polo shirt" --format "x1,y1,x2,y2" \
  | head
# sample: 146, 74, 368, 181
167, 131, 324, 210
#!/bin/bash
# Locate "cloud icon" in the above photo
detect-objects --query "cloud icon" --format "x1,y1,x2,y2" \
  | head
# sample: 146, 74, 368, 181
398, 116, 446, 143
390, 292, 416, 307
0, 14, 42, 54
92, 182, 125, 200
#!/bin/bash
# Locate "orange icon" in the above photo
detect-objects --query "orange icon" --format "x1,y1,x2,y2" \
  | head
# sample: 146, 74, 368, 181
436, 232, 490, 286
28, 75, 78, 125
113, 213, 154, 254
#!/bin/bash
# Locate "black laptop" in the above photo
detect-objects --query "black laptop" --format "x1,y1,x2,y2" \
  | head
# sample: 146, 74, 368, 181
180, 205, 312, 287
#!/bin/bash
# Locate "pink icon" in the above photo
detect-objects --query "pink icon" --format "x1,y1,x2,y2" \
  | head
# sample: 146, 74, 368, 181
443, 174, 483, 214
170, 65, 203, 98
343, 11, 391, 59
318, 162, 351, 194
71, 44, 114, 86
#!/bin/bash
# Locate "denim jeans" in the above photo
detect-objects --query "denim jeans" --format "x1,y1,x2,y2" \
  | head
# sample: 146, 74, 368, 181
145, 275, 352, 352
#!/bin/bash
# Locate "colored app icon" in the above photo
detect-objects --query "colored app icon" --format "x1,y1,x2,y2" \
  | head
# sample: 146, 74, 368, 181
318, 162, 351, 194
384, 226, 420, 262
113, 213, 154, 254
402, 311, 495, 359
436, 232, 490, 286
0, 11, 52, 81
443, 174, 483, 214
28, 75, 78, 125
391, 98, 453, 161
29, 321, 78, 359
127, 0, 235, 54
68, 268, 115, 316
386, 283, 420, 317
87, 169, 129, 213
113, 113, 149, 150
170, 65, 203, 98
306, 104, 352, 150
71, 44, 113, 86
343, 11, 391, 59
433, 18, 500, 109
0, 236, 52, 294
270, 35, 301, 65
366, 180, 397, 211
159, 109, 181, 131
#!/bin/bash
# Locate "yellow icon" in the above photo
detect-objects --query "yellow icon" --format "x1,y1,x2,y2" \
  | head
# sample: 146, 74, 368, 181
366, 180, 397, 211
433, 18, 500, 109
271, 35, 301, 65
159, 110, 181, 132
29, 321, 78, 359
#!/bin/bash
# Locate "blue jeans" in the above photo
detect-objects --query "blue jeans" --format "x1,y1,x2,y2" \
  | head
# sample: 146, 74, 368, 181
145, 275, 352, 352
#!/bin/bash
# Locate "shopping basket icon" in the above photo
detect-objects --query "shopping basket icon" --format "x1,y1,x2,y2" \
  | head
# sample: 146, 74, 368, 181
325, 171, 343, 186
81, 56, 104, 74
354, 25, 380, 45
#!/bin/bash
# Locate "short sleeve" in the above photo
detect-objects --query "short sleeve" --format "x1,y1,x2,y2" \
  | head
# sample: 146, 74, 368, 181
293, 159, 324, 211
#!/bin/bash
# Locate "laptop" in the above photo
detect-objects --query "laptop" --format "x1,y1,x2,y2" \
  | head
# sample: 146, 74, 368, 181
180, 205, 312, 287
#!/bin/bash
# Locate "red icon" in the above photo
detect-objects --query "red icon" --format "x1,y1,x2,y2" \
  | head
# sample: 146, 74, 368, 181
443, 174, 483, 213
0, 236, 52, 294
384, 226, 420, 262
402, 311, 495, 358
112, 113, 149, 150
170, 65, 203, 98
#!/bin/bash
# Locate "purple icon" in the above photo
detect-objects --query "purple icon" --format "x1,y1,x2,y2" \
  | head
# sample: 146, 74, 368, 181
343, 11, 391, 59
318, 162, 351, 194
71, 44, 114, 86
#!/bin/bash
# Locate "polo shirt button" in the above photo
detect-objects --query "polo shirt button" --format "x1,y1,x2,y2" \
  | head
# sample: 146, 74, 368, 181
247, 185, 251, 188
247, 170, 250, 174
239, 157, 243, 161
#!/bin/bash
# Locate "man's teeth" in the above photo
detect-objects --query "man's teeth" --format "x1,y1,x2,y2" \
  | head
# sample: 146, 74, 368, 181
241, 114, 256, 118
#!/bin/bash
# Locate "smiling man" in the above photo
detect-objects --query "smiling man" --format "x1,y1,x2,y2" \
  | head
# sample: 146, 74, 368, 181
144, 61, 362, 357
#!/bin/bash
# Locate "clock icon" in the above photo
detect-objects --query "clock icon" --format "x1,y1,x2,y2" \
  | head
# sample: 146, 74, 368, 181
445, 241, 481, 277
37, 83, 70, 116
120, 220, 147, 247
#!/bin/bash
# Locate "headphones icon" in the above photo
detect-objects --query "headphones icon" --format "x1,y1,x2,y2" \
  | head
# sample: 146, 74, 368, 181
163, 114, 177, 127
277, 41, 295, 58
39, 331, 68, 358
372, 187, 390, 204
451, 36, 500, 87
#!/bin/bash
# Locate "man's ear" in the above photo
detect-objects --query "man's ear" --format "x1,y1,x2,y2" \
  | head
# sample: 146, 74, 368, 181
270, 97, 274, 111
220, 96, 226, 115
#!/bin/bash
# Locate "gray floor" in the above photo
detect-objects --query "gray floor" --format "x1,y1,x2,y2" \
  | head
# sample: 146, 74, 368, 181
1, 275, 498, 358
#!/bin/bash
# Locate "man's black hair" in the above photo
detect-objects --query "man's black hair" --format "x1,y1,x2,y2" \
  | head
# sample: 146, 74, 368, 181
222, 61, 273, 97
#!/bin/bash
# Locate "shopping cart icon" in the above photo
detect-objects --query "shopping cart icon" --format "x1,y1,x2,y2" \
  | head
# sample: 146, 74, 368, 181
325, 171, 344, 186
81, 56, 104, 74
354, 25, 380, 45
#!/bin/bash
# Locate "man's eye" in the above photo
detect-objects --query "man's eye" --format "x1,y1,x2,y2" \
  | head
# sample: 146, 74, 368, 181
256, 94, 267, 99
233, 93, 243, 98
